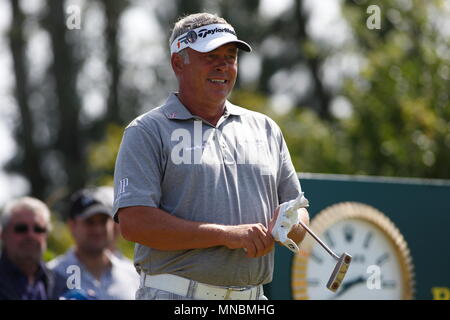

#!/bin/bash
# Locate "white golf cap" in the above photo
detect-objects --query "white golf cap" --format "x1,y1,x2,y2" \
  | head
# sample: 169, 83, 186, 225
170, 23, 252, 55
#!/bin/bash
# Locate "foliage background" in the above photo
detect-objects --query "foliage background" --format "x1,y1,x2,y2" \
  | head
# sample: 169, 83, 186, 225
0, 0, 448, 259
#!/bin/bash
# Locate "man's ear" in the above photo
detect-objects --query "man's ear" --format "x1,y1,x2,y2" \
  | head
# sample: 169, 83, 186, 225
171, 53, 184, 75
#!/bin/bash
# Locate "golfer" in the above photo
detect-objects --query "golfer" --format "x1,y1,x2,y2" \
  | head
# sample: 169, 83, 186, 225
113, 12, 309, 300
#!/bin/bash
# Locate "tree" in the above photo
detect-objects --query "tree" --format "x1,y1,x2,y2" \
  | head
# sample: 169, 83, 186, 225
7, 0, 47, 200
341, 0, 450, 178
5, 0, 132, 207
43, 0, 87, 195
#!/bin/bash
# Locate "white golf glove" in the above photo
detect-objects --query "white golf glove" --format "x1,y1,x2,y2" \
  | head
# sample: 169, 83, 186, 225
271, 192, 309, 253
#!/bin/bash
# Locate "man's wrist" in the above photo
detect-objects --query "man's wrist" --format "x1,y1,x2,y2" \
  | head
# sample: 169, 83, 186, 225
198, 223, 229, 247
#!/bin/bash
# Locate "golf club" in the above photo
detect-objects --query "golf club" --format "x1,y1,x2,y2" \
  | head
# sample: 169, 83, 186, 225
296, 219, 352, 292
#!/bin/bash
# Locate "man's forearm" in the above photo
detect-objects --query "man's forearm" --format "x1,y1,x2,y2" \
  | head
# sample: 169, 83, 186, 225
118, 206, 228, 250
118, 206, 274, 257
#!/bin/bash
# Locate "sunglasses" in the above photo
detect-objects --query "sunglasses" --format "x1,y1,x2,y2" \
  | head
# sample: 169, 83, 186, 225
13, 223, 47, 234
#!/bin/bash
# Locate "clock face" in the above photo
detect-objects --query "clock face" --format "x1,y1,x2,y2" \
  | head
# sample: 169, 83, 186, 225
292, 202, 414, 300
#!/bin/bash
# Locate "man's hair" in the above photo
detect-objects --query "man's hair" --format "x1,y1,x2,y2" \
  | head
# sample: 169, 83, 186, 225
169, 12, 229, 47
1, 197, 52, 231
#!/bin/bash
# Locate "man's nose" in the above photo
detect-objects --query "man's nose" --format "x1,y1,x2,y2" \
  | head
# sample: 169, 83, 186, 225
214, 57, 229, 72
90, 222, 108, 233
24, 229, 46, 242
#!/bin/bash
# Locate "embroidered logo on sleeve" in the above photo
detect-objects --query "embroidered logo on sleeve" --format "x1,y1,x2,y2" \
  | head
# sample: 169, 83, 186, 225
118, 178, 129, 195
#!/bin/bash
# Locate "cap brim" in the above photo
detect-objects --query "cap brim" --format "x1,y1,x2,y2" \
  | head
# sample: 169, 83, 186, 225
76, 204, 113, 220
192, 38, 252, 53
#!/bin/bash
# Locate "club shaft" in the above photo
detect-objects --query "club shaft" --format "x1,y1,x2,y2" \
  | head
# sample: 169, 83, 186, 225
297, 219, 339, 260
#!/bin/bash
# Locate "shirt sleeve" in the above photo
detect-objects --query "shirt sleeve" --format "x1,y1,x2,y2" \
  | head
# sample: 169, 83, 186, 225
113, 123, 164, 222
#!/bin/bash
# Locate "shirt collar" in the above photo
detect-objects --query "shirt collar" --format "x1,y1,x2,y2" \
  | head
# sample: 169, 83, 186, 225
162, 93, 194, 120
162, 93, 247, 120
224, 100, 247, 116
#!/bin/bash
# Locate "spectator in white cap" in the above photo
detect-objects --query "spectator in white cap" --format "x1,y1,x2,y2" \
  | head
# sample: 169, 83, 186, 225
113, 12, 309, 300
47, 187, 139, 300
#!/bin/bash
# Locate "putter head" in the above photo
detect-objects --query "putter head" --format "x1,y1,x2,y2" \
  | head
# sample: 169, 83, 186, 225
326, 253, 352, 292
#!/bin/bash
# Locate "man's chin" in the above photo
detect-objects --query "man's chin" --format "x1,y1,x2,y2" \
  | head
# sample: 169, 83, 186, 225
82, 245, 108, 256
205, 89, 232, 101
15, 252, 43, 265
17, 243, 43, 258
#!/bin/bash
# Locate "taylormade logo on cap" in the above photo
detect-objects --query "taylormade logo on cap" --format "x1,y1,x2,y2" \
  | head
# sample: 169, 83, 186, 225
197, 26, 236, 38
170, 23, 252, 55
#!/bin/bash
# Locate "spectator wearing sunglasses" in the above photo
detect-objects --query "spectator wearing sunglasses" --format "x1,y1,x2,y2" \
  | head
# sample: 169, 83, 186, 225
0, 197, 67, 300
47, 187, 139, 300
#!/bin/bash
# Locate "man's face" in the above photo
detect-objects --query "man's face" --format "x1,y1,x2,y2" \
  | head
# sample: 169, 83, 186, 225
1, 208, 48, 264
69, 213, 114, 256
177, 43, 238, 106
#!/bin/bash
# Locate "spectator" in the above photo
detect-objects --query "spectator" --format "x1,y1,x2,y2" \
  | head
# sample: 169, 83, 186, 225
48, 187, 139, 300
0, 197, 67, 300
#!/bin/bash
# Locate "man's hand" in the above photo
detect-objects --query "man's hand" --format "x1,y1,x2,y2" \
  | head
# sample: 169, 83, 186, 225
222, 223, 275, 258
287, 208, 309, 244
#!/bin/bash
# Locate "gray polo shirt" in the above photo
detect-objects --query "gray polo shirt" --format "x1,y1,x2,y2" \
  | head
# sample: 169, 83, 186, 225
113, 93, 302, 286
